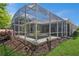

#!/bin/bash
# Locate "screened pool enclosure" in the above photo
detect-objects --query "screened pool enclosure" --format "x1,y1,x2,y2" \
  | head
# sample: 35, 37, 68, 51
12, 3, 76, 44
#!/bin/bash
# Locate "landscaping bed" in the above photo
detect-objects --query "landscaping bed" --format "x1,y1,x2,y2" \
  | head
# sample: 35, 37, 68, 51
4, 36, 64, 56
0, 29, 72, 56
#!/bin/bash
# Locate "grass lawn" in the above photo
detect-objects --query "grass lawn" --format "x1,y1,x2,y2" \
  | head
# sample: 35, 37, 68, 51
47, 36, 79, 56
0, 43, 25, 56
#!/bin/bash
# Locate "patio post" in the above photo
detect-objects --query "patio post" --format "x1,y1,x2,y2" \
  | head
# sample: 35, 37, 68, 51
66, 21, 68, 37
35, 4, 38, 41
57, 21, 59, 37
25, 7, 27, 39
62, 21, 63, 37
69, 23, 71, 36
49, 13, 51, 40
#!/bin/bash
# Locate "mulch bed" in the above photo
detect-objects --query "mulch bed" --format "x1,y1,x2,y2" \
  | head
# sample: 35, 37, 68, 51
4, 36, 64, 56
0, 29, 64, 56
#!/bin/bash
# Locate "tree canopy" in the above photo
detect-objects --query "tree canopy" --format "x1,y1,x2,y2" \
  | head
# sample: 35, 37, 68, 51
0, 3, 11, 29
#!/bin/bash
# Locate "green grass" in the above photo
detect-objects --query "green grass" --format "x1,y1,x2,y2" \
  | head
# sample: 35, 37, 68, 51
0, 44, 25, 56
47, 33, 79, 56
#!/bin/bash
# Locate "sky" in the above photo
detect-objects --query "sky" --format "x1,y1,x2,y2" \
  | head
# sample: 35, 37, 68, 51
7, 3, 79, 26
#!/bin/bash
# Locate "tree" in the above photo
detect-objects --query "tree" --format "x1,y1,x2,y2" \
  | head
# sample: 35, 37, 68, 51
0, 3, 11, 29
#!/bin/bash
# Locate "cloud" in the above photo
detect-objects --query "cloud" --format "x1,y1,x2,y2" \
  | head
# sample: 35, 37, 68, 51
55, 10, 75, 17
54, 10, 78, 20
8, 3, 16, 6
7, 3, 17, 17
